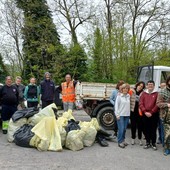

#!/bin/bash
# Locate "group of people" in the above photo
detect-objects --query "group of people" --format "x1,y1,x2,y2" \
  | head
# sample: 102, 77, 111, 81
1, 72, 170, 156
110, 78, 170, 156
0, 73, 76, 134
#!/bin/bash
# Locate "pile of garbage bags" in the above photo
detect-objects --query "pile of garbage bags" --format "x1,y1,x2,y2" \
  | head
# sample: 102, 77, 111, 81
8, 103, 101, 152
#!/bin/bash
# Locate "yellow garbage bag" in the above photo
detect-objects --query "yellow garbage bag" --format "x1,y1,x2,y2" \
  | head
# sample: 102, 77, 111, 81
30, 116, 62, 152
79, 120, 97, 147
8, 118, 27, 142
28, 103, 57, 126
65, 130, 85, 151
62, 109, 75, 120
90, 118, 100, 131
56, 117, 68, 146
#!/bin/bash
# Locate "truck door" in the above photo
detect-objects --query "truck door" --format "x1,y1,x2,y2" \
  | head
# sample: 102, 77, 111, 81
136, 65, 154, 84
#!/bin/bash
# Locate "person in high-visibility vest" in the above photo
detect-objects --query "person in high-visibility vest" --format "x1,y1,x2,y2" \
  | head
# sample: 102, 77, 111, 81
61, 74, 76, 111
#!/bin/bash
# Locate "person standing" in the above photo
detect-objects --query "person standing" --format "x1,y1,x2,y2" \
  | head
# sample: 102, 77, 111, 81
40, 72, 55, 108
115, 83, 131, 148
0, 76, 19, 134
157, 82, 166, 145
60, 74, 76, 111
157, 76, 170, 156
13, 76, 25, 110
139, 80, 159, 150
130, 81, 145, 145
110, 80, 124, 137
24, 77, 40, 108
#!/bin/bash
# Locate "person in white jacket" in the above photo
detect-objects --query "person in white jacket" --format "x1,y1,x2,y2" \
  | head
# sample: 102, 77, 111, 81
115, 83, 130, 148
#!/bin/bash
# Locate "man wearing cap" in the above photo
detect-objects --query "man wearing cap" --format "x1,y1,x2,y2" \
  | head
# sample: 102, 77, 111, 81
40, 72, 55, 108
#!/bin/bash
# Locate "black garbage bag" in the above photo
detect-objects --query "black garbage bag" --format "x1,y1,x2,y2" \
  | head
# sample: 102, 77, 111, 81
12, 107, 39, 122
65, 119, 80, 133
13, 124, 34, 148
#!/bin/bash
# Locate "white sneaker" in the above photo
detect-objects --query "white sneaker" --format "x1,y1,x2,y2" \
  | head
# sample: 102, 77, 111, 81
131, 139, 135, 145
139, 140, 143, 146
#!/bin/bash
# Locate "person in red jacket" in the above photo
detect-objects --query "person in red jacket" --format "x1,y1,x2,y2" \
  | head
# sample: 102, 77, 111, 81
139, 80, 159, 150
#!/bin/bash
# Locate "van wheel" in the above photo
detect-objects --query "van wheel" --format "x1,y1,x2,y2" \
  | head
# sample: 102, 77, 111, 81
97, 106, 116, 130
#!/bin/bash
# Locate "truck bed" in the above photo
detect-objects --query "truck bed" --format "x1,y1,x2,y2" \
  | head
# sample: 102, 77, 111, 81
75, 82, 116, 100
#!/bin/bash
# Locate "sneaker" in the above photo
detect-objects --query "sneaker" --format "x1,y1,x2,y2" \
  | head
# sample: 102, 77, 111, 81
164, 149, 170, 156
118, 143, 125, 148
143, 143, 151, 149
139, 140, 143, 146
2, 130, 7, 134
152, 144, 157, 150
131, 139, 135, 145
123, 141, 128, 146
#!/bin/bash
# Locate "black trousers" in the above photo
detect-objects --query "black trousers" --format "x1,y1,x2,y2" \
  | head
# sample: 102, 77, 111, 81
143, 113, 159, 145
130, 111, 143, 140
42, 100, 53, 109
27, 101, 38, 108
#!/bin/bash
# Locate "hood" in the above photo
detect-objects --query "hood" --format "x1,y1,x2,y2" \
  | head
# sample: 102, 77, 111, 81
144, 89, 157, 94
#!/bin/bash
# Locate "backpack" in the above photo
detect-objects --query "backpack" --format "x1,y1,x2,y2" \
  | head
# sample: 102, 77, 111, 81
27, 85, 37, 99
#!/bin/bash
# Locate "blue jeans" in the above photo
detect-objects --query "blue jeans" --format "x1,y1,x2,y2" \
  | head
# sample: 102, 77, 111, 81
117, 116, 130, 144
158, 118, 164, 147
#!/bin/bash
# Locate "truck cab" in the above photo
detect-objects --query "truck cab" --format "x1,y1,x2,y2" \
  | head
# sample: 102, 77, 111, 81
137, 65, 170, 91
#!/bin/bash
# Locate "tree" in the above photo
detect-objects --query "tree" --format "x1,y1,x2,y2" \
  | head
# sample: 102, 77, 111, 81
0, 53, 8, 82
125, 0, 170, 74
0, 0, 23, 75
15, 0, 63, 82
53, 0, 94, 44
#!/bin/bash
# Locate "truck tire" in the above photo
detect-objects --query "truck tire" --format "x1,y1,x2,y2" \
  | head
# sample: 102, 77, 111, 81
97, 106, 116, 130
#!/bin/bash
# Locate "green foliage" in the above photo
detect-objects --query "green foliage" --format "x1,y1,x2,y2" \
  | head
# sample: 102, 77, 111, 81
16, 0, 63, 83
53, 43, 88, 84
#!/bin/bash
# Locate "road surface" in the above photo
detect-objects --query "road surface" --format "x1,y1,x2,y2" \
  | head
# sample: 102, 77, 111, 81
0, 110, 169, 170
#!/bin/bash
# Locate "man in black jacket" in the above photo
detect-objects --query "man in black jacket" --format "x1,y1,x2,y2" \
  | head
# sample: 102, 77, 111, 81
40, 72, 55, 108
0, 76, 19, 134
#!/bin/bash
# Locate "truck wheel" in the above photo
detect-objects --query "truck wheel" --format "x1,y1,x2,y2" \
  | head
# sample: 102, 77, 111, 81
97, 106, 115, 130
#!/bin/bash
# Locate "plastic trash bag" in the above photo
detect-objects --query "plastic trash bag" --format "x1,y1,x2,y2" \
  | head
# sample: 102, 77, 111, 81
28, 103, 57, 126
65, 119, 80, 133
14, 124, 34, 148
12, 107, 39, 122
90, 118, 100, 131
8, 118, 27, 142
79, 120, 98, 147
65, 130, 85, 151
30, 117, 62, 152
75, 100, 83, 110
56, 117, 68, 146
62, 109, 75, 120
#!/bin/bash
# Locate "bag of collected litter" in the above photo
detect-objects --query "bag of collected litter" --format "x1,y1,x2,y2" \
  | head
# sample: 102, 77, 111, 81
56, 117, 68, 146
62, 109, 75, 120
75, 100, 83, 110
90, 118, 101, 131
30, 117, 62, 151
12, 107, 39, 122
65, 130, 85, 151
8, 118, 27, 142
14, 124, 34, 148
79, 120, 97, 147
28, 103, 57, 126
65, 119, 80, 133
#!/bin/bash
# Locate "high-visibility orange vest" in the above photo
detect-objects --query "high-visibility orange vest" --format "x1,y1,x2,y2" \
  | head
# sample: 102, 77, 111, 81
61, 81, 75, 102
